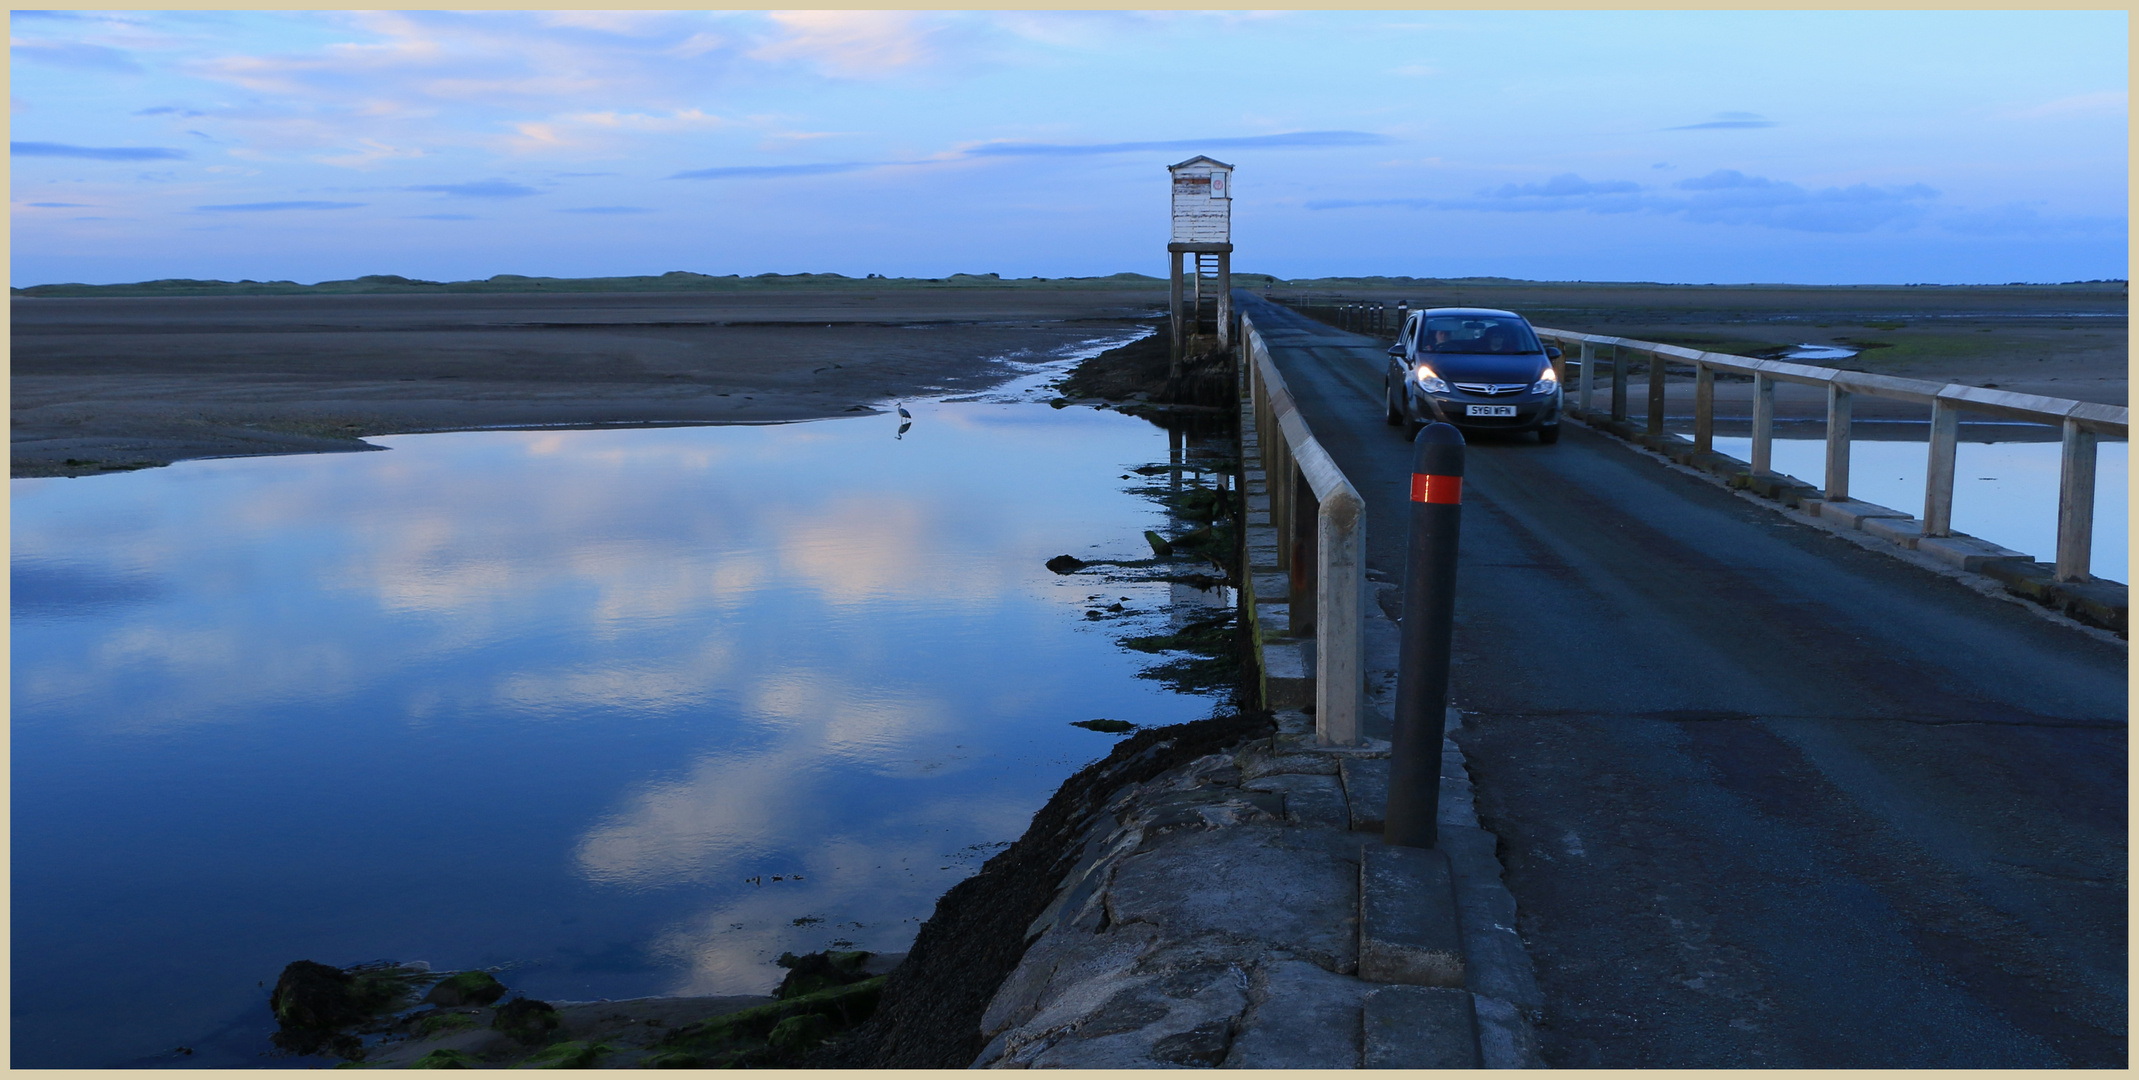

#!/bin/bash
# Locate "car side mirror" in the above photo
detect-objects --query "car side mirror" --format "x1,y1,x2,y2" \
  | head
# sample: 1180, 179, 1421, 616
1387, 343, 1405, 357
1545, 346, 1562, 360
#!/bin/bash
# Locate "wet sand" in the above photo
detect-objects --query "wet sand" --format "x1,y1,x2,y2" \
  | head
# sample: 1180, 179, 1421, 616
10, 288, 1165, 477
16, 281, 2123, 476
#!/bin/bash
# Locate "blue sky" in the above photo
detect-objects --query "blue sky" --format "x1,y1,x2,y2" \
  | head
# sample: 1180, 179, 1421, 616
9, 10, 2128, 286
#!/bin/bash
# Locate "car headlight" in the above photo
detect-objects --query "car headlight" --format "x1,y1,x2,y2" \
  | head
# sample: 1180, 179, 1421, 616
1415, 364, 1450, 394
1530, 366, 1559, 395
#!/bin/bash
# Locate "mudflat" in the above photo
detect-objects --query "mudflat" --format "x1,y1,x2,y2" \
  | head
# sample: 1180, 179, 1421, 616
1270, 280, 2129, 418
10, 288, 1165, 477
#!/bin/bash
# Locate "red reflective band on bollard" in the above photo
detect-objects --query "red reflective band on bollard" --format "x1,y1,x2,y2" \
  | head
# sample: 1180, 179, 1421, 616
1409, 473, 1462, 505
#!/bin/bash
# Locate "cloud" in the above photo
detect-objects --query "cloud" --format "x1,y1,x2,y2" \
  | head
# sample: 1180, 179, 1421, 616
557, 206, 654, 214
667, 128, 1390, 186
409, 212, 477, 220
1310, 168, 1942, 234
1937, 201, 2124, 238
1998, 91, 2127, 120
670, 161, 876, 181
25, 201, 91, 208
12, 140, 186, 161
315, 140, 426, 169
10, 40, 141, 71
1669, 111, 1779, 130
406, 179, 539, 198
196, 200, 365, 212
1667, 169, 1937, 232
751, 11, 936, 78
1482, 173, 1641, 198
135, 106, 207, 118
964, 130, 1392, 157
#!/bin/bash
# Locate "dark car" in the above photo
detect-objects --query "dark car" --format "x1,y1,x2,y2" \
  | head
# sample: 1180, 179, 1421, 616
1384, 307, 1563, 443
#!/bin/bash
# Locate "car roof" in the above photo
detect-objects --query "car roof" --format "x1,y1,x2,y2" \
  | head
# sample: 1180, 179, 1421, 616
1413, 307, 1525, 320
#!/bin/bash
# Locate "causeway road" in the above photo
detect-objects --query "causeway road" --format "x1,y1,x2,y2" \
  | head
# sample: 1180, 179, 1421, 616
1237, 292, 2127, 1068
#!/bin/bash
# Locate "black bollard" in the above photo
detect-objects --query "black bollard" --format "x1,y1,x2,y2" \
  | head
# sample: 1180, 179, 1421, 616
1385, 422, 1465, 849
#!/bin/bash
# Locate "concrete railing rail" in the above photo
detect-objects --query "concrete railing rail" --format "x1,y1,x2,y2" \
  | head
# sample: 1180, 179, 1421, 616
1241, 311, 1367, 746
1535, 327, 2130, 583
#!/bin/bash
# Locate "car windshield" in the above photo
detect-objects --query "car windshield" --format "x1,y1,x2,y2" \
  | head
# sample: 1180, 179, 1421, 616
1418, 316, 1542, 355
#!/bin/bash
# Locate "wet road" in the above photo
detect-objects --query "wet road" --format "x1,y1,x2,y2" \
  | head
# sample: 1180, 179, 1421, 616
1240, 293, 2127, 1068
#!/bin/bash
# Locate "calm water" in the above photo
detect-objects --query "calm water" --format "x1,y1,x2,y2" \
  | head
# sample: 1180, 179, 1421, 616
11, 344, 1234, 1067
1705, 434, 2128, 584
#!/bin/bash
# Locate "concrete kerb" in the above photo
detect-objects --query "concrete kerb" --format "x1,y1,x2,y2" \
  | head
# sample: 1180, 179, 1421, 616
1563, 410, 2129, 640
973, 328, 1547, 1068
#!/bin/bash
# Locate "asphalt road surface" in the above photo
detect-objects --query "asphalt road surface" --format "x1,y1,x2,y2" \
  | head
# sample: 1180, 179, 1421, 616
1239, 293, 2127, 1068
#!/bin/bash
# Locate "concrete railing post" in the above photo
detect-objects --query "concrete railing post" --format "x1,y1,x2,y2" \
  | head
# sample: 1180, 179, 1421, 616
1824, 384, 1853, 501
1292, 467, 1318, 634
2057, 418, 2097, 582
1924, 398, 1959, 537
1577, 341, 1596, 415
1647, 351, 1668, 437
1693, 363, 1715, 453
1610, 346, 1629, 422
1316, 490, 1364, 747
1751, 373, 1775, 475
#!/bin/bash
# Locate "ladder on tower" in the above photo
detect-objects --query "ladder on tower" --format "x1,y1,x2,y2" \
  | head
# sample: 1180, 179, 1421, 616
1191, 252, 1223, 332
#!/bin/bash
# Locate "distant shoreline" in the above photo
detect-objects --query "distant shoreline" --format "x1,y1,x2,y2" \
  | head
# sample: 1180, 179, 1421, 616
11, 271, 2124, 300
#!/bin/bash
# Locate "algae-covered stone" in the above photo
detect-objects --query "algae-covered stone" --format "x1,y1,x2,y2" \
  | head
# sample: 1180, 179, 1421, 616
1045, 554, 1087, 574
492, 998, 563, 1045
1072, 719, 1136, 734
640, 1050, 705, 1068
774, 950, 875, 999
415, 1010, 479, 1037
768, 1013, 835, 1054
424, 970, 506, 1008
410, 1048, 480, 1069
516, 1040, 608, 1068
1144, 530, 1174, 557
271, 959, 430, 1056
273, 960, 369, 1033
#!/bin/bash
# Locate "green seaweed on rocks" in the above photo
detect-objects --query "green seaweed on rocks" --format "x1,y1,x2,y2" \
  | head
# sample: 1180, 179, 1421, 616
490, 997, 563, 1046
774, 950, 876, 999
516, 1040, 611, 1068
270, 960, 439, 1057
655, 976, 885, 1067
408, 1048, 480, 1069
423, 970, 505, 1008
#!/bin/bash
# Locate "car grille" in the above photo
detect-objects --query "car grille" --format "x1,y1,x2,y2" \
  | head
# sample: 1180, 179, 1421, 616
1453, 382, 1528, 397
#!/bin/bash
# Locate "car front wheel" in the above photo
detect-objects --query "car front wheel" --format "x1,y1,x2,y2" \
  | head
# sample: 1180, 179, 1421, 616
1384, 377, 1403, 426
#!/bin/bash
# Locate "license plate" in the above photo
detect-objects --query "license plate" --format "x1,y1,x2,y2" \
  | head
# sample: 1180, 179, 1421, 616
1466, 405, 1517, 417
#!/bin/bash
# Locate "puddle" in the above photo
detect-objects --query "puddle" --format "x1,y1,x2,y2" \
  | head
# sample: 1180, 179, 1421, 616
1704, 435, 2128, 584
9, 335, 1235, 1067
1781, 344, 1859, 361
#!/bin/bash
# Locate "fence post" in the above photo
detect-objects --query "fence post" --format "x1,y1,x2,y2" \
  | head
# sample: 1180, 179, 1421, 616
1577, 342, 1596, 415
1292, 468, 1318, 635
1647, 352, 1667, 437
1924, 398, 1959, 537
2056, 418, 2097, 582
1824, 385, 1853, 501
1610, 346, 1629, 422
1751, 374, 1775, 474
1693, 363, 1715, 453
1317, 491, 1364, 747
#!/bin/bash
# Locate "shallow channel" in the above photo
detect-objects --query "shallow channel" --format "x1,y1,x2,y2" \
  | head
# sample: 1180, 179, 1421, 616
11, 341, 1235, 1067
